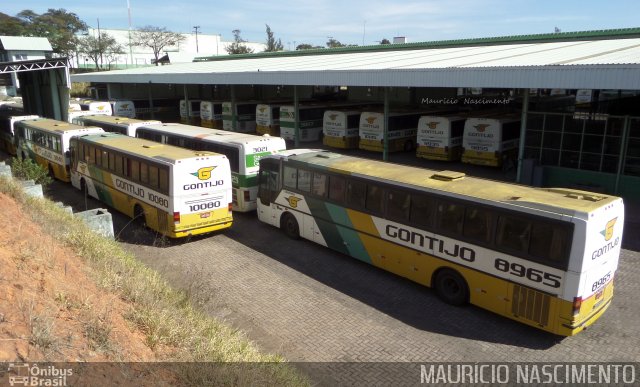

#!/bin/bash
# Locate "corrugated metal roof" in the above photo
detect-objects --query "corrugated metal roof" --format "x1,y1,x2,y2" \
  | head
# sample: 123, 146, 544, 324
0, 36, 53, 52
72, 36, 640, 90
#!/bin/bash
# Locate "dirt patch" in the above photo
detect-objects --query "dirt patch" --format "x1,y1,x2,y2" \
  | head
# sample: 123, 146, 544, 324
0, 192, 160, 363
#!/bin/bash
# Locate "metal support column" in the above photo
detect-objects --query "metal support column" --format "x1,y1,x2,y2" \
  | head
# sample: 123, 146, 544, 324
383, 87, 389, 161
230, 85, 237, 131
294, 85, 300, 148
183, 84, 189, 124
614, 116, 631, 194
49, 70, 62, 121
147, 81, 155, 119
516, 89, 529, 183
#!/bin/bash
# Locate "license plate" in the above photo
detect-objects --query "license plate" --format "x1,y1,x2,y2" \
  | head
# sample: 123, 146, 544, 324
595, 289, 604, 300
200, 212, 210, 219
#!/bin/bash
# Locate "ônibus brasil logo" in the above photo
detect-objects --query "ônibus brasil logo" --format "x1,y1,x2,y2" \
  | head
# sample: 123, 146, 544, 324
601, 217, 617, 241
191, 166, 216, 180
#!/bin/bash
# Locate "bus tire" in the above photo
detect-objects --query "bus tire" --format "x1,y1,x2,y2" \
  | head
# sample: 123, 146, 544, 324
80, 178, 86, 193
281, 212, 300, 239
434, 269, 469, 306
48, 164, 55, 178
134, 204, 147, 228
404, 139, 414, 152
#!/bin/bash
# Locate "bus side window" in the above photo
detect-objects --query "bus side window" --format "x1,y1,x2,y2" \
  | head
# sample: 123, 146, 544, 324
149, 165, 159, 188
496, 215, 531, 253
529, 222, 570, 266
346, 180, 366, 209
140, 162, 149, 184
409, 195, 435, 229
387, 189, 410, 222
88, 146, 96, 164
436, 201, 465, 236
131, 159, 140, 182
283, 166, 297, 190
115, 154, 123, 175
463, 206, 494, 244
328, 175, 346, 203
312, 172, 327, 197
297, 169, 311, 192
159, 167, 169, 194
365, 184, 384, 215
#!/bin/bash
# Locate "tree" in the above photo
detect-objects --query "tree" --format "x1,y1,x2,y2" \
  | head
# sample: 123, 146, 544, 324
0, 13, 27, 35
78, 32, 124, 70
131, 25, 185, 66
296, 43, 323, 50
264, 24, 283, 52
380, 38, 391, 44
18, 9, 88, 58
225, 29, 254, 55
326, 38, 345, 48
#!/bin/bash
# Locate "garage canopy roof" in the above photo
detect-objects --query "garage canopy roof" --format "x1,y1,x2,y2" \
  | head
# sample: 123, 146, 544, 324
71, 28, 640, 90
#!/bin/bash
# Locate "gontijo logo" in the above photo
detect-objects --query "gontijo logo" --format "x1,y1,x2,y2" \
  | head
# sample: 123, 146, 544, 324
426, 121, 439, 129
185, 166, 224, 190
592, 217, 620, 260
191, 166, 216, 180
601, 217, 617, 241
286, 196, 303, 208
474, 124, 489, 132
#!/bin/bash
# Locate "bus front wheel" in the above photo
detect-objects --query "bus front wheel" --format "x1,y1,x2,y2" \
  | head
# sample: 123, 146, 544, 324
434, 269, 469, 306
281, 212, 300, 239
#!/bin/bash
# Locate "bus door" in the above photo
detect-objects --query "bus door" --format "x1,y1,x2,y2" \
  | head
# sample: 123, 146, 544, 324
257, 159, 280, 226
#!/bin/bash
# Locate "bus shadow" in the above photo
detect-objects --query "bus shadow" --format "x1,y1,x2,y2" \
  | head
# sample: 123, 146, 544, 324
43, 181, 203, 248
228, 212, 564, 349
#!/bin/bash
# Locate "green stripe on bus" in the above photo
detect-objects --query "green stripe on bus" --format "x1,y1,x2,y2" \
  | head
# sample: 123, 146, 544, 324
231, 173, 257, 188
307, 199, 372, 264
245, 152, 272, 169
87, 165, 115, 207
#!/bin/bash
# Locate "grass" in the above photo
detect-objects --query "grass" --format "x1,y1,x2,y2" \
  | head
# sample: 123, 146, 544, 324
0, 176, 309, 386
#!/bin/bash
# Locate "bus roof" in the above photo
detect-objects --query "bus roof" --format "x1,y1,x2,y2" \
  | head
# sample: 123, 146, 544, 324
17, 118, 101, 134
79, 115, 159, 127
273, 150, 619, 217
78, 133, 225, 164
139, 123, 285, 146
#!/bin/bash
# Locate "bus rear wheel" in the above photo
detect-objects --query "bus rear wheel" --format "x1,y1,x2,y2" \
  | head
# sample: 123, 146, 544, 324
434, 269, 469, 306
281, 212, 300, 239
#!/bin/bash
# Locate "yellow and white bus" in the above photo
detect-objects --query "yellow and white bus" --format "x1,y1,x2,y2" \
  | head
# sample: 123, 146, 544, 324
359, 110, 427, 152
14, 118, 105, 181
0, 115, 39, 155
135, 123, 286, 212
322, 108, 365, 149
110, 100, 136, 118
72, 114, 161, 137
79, 100, 113, 116
200, 101, 223, 129
256, 103, 285, 136
461, 116, 521, 167
256, 149, 624, 336
222, 101, 258, 133
70, 132, 233, 238
416, 115, 466, 161
180, 99, 202, 125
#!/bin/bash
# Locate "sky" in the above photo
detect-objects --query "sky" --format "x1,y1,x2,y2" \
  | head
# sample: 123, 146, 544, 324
4, 0, 640, 49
